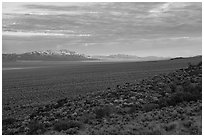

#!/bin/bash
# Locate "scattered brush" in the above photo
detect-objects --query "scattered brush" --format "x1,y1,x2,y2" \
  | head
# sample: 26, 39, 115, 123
95, 105, 113, 119
53, 120, 83, 132
27, 120, 46, 135
2, 118, 17, 126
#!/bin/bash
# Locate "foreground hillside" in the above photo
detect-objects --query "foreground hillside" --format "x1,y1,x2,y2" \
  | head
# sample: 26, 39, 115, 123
2, 61, 202, 135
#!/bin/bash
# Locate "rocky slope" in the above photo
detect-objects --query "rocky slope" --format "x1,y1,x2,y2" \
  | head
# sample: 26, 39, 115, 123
2, 62, 202, 135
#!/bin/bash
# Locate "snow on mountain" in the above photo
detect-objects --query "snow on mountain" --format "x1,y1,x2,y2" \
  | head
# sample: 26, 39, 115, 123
27, 49, 80, 56
3, 50, 170, 62
3, 49, 97, 61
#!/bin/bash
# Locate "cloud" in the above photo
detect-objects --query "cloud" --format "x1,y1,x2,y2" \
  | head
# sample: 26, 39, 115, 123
139, 36, 193, 41
2, 2, 202, 56
3, 31, 91, 37
149, 3, 171, 13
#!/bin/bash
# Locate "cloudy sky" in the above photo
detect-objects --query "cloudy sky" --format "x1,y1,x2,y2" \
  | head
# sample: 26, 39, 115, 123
2, 2, 202, 57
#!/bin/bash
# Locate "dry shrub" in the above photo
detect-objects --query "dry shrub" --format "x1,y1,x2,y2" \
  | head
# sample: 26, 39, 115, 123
164, 122, 177, 132
142, 103, 159, 112
95, 105, 113, 119
53, 120, 82, 132
2, 118, 17, 126
27, 120, 45, 135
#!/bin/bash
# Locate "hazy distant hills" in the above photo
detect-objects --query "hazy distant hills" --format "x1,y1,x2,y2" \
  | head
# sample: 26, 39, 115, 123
2, 49, 95, 62
170, 55, 202, 61
4, 49, 200, 62
92, 54, 169, 61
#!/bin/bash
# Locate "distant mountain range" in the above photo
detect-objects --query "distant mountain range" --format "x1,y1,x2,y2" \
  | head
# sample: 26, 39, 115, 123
2, 49, 95, 62
170, 55, 202, 61
92, 54, 169, 61
3, 49, 171, 62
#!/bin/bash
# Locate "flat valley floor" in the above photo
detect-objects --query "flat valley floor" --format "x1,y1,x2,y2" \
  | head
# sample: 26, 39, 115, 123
2, 57, 201, 120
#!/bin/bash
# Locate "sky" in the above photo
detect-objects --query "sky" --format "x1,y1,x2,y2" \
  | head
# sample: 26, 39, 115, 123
2, 2, 202, 57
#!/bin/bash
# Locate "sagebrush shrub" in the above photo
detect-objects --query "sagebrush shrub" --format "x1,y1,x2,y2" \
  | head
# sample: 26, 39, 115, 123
80, 113, 95, 124
54, 98, 68, 108
95, 105, 112, 119
27, 121, 45, 135
171, 91, 184, 104
164, 122, 177, 132
142, 103, 159, 112
53, 120, 82, 132
127, 105, 140, 114
2, 118, 17, 126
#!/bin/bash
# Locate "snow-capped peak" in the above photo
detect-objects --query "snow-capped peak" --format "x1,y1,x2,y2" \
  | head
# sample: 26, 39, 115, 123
26, 49, 80, 56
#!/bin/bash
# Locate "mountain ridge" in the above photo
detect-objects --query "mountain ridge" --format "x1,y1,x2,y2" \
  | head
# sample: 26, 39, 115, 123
3, 50, 200, 62
26, 49, 80, 56
2, 49, 94, 62
92, 54, 170, 61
